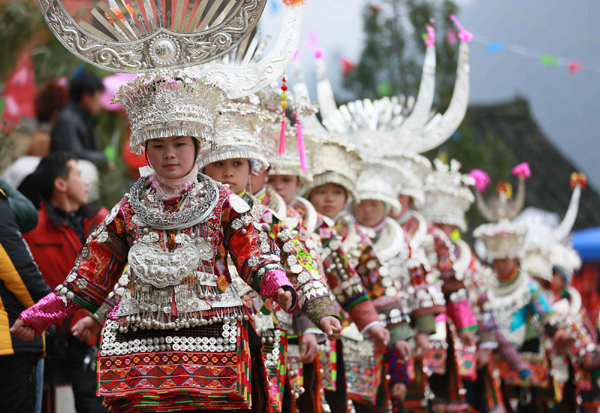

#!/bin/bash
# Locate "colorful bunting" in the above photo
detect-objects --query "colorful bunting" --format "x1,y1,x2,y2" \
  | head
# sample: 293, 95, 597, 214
540, 54, 559, 66
473, 33, 600, 75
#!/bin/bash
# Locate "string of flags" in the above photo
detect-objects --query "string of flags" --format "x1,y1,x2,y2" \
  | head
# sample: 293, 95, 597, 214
468, 33, 600, 75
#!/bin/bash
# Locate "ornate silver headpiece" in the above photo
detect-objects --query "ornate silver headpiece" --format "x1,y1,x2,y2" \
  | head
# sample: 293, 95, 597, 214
356, 159, 407, 216
473, 164, 530, 260
113, 69, 228, 154
314, 23, 471, 194
39, 0, 267, 72
187, 3, 303, 98
303, 136, 362, 201
197, 103, 269, 171
420, 159, 475, 231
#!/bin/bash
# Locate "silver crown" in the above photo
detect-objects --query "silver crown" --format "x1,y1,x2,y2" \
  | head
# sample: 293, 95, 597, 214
355, 159, 407, 216
113, 69, 228, 154
420, 159, 475, 231
39, 0, 268, 72
303, 136, 362, 201
197, 103, 269, 171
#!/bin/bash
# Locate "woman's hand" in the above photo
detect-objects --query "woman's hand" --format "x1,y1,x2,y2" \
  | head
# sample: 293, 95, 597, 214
299, 333, 319, 364
277, 288, 294, 312
367, 324, 390, 349
10, 318, 36, 341
72, 316, 102, 342
319, 316, 342, 341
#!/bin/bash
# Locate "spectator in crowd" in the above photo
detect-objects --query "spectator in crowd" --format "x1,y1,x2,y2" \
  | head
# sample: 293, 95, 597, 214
29, 79, 70, 157
2, 79, 69, 189
22, 152, 108, 413
50, 72, 112, 169
1, 187, 51, 413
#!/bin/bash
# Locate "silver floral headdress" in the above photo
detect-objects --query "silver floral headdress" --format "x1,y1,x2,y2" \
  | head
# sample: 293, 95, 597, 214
303, 136, 362, 201
197, 103, 269, 171
420, 159, 475, 231
355, 159, 407, 216
113, 69, 228, 154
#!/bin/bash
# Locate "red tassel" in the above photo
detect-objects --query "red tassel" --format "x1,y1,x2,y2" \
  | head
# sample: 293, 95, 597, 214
296, 119, 307, 172
279, 118, 286, 155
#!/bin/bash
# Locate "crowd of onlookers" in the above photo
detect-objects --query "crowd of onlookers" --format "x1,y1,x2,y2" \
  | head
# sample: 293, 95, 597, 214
0, 72, 112, 413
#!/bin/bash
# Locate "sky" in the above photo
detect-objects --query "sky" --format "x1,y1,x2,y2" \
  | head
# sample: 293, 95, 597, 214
261, 0, 600, 190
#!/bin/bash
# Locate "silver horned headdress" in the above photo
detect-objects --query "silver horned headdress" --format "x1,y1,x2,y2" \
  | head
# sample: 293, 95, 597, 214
420, 159, 475, 232
314, 21, 471, 203
473, 164, 530, 260
517, 173, 586, 279
39, 0, 268, 72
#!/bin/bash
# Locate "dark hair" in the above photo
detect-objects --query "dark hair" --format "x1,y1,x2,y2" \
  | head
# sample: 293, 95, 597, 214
35, 80, 69, 123
34, 152, 78, 202
144, 138, 200, 167
69, 71, 105, 104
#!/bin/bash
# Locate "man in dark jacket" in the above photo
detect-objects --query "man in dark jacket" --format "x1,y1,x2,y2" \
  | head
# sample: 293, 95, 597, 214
0, 188, 51, 413
50, 71, 111, 169
23, 152, 109, 413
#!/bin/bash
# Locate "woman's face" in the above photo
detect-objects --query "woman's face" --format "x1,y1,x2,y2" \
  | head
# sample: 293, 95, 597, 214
309, 183, 347, 218
204, 158, 250, 195
354, 199, 387, 228
268, 175, 301, 205
147, 136, 196, 179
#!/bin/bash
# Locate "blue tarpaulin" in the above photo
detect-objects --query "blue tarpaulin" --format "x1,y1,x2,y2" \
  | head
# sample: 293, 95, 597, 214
572, 226, 600, 260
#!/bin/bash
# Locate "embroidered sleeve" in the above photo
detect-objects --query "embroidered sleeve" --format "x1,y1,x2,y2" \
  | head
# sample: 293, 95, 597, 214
55, 201, 130, 313
270, 219, 337, 324
221, 192, 292, 301
20, 292, 79, 336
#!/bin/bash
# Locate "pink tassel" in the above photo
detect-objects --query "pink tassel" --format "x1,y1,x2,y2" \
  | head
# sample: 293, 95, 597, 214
279, 118, 286, 155
296, 119, 307, 172
511, 162, 531, 179
449, 14, 473, 43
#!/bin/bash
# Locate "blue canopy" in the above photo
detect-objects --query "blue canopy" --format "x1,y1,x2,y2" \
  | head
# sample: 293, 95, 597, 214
572, 226, 600, 260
